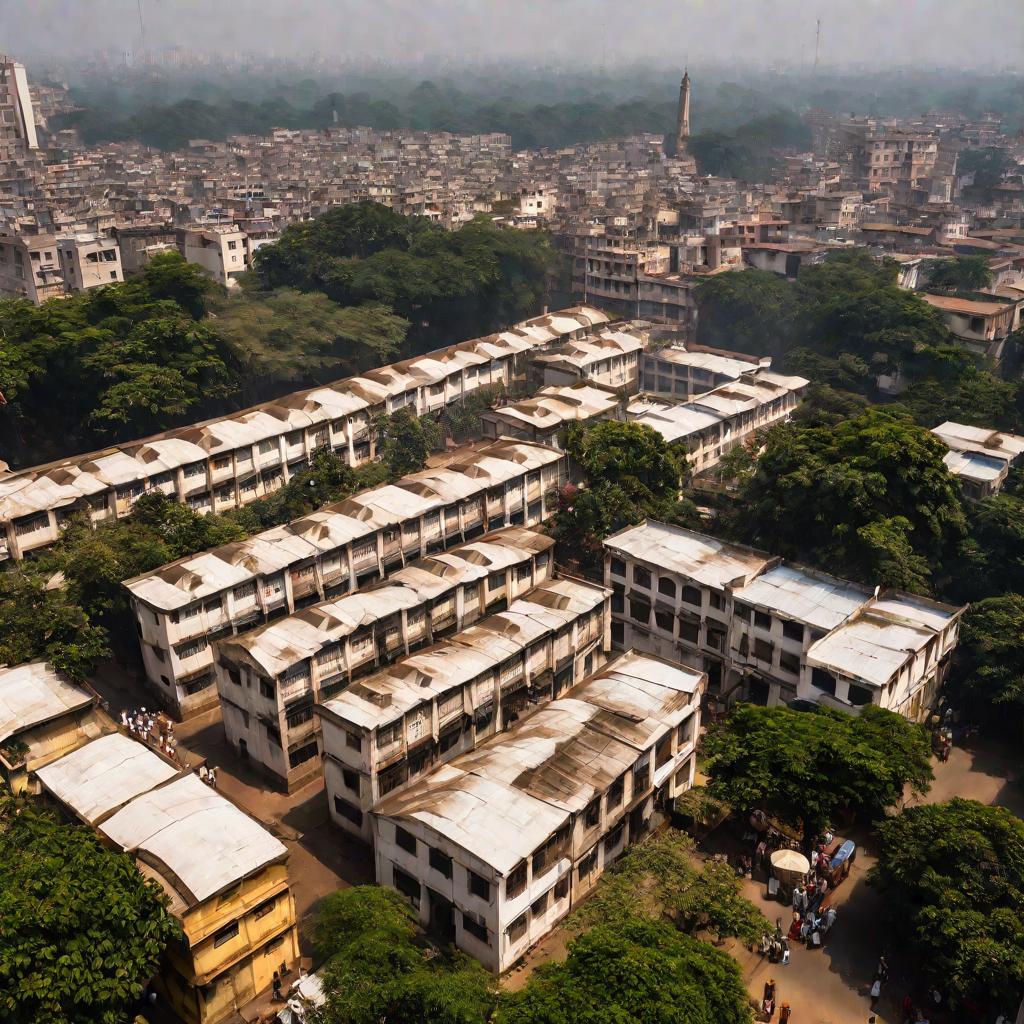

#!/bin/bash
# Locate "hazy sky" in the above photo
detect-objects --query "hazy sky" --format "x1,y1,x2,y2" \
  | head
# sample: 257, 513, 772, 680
4, 0, 1023, 69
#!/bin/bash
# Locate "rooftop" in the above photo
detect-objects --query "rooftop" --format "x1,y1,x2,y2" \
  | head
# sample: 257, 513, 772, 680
0, 661, 94, 743
733, 564, 871, 631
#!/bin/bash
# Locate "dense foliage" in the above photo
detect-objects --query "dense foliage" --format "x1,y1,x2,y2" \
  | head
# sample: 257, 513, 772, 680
311, 886, 495, 1024
569, 830, 769, 946
0, 798, 180, 1024
954, 595, 1024, 728
925, 255, 993, 293
550, 420, 694, 572
702, 704, 934, 835
733, 408, 964, 593
252, 203, 554, 352
496, 916, 753, 1024
872, 799, 1024, 1009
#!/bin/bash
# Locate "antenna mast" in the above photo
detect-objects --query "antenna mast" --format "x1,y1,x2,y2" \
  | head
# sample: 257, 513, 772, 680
814, 19, 821, 70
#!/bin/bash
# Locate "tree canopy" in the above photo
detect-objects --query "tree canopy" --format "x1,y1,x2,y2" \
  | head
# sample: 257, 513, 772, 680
925, 255, 994, 293
252, 203, 554, 353
735, 408, 965, 592
0, 798, 180, 1024
872, 798, 1024, 1010
954, 595, 1024, 728
550, 420, 694, 572
311, 886, 495, 1024
702, 704, 934, 835
495, 916, 753, 1024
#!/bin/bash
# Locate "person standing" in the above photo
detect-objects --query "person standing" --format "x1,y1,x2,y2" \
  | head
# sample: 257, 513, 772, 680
272, 971, 283, 1002
779, 1004, 791, 1024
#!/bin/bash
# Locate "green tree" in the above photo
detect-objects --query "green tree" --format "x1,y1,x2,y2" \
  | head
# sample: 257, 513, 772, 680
375, 408, 442, 478
955, 595, 1024, 726
311, 886, 495, 1024
703, 704, 933, 835
569, 830, 768, 946
738, 408, 965, 591
872, 798, 1024, 1008
0, 798, 180, 1024
949, 493, 1024, 601
496, 916, 752, 1024
695, 269, 796, 356
925, 255, 994, 293
958, 146, 1015, 192
551, 420, 693, 571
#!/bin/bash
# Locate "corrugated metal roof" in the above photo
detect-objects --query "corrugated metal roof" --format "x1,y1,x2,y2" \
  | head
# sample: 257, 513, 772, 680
0, 661, 93, 742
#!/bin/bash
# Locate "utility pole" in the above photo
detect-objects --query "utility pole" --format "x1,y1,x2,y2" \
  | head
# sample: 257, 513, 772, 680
814, 19, 821, 71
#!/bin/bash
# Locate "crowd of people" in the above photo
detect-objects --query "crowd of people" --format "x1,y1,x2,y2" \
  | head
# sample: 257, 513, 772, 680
120, 706, 181, 762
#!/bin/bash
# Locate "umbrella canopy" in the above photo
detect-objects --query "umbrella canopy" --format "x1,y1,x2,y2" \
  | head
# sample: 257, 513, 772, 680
771, 848, 810, 876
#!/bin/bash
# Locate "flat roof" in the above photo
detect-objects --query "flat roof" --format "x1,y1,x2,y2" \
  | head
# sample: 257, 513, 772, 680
36, 732, 179, 825
733, 564, 871, 631
100, 773, 288, 907
606, 520, 772, 590
921, 293, 1010, 317
932, 420, 1024, 464
0, 661, 94, 743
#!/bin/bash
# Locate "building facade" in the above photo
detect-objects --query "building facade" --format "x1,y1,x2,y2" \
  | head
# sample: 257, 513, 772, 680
126, 439, 569, 719
371, 651, 703, 973
317, 577, 612, 843
604, 520, 964, 719
214, 528, 555, 791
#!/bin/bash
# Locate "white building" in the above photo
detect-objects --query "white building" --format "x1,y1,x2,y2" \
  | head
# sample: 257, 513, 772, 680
532, 324, 648, 391
625, 369, 809, 475
57, 234, 125, 292
0, 230, 64, 303
179, 225, 249, 288
214, 528, 555, 791
126, 438, 569, 719
479, 383, 622, 448
604, 520, 964, 720
317, 577, 612, 843
931, 420, 1024, 500
0, 56, 39, 151
0, 306, 609, 561
371, 651, 703, 972
639, 345, 771, 400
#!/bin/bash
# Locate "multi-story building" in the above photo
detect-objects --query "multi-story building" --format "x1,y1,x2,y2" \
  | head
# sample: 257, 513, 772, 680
531, 323, 648, 391
178, 224, 249, 288
604, 520, 965, 720
864, 133, 939, 191
371, 650, 703, 972
625, 369, 809, 475
317, 576, 612, 843
214, 527, 555, 791
0, 306, 608, 561
37, 732, 299, 1024
920, 292, 1019, 365
126, 438, 569, 718
0, 230, 64, 302
0, 56, 39, 152
931, 420, 1024, 500
56, 233, 124, 291
0, 661, 112, 794
638, 345, 771, 400
479, 383, 621, 447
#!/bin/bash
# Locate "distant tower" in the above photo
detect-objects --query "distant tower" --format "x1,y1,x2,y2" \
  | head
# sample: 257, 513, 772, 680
675, 69, 691, 155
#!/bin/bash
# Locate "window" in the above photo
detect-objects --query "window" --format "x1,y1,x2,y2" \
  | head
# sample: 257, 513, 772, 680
346, 730, 363, 752
175, 637, 209, 661
468, 870, 491, 901
488, 572, 507, 591
607, 774, 625, 809
507, 914, 528, 943
676, 717, 695, 746
333, 797, 363, 826
848, 683, 873, 706
709, 591, 725, 610
609, 557, 626, 578
264, 722, 281, 747
779, 650, 800, 675
754, 610, 772, 631
227, 666, 241, 685
393, 866, 421, 903
734, 603, 752, 623
227, 239, 238, 250
260, 679, 275, 700
811, 668, 837, 696
706, 628, 725, 651
632, 565, 651, 589
578, 848, 598, 880
253, 896, 276, 919
395, 826, 417, 855
213, 922, 239, 947
506, 861, 527, 900
429, 847, 453, 878
657, 576, 676, 599
462, 913, 489, 945
604, 822, 625, 853
531, 891, 549, 917
679, 617, 699, 644
782, 620, 804, 643
681, 585, 701, 607
583, 797, 601, 828
633, 752, 651, 792
342, 768, 359, 793
754, 638, 773, 662
288, 742, 318, 768
655, 609, 674, 633
629, 598, 650, 624
554, 876, 569, 900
